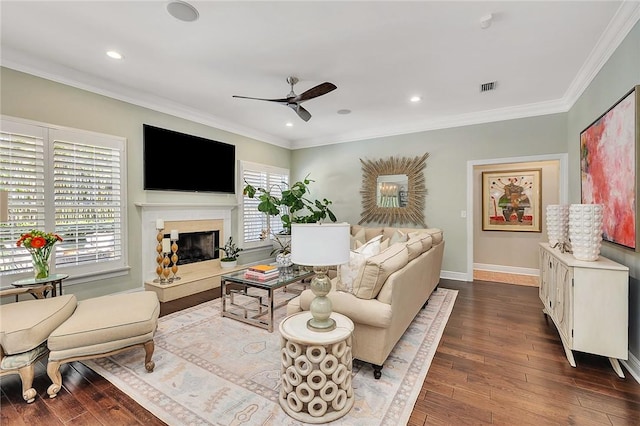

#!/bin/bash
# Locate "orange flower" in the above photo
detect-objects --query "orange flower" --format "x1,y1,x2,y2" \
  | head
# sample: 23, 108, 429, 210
29, 236, 46, 249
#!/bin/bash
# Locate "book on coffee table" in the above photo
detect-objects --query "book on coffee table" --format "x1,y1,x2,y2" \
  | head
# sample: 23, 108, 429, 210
248, 264, 277, 273
244, 269, 279, 281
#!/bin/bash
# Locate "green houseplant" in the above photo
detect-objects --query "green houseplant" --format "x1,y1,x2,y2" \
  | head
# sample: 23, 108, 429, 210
243, 175, 337, 238
217, 236, 243, 268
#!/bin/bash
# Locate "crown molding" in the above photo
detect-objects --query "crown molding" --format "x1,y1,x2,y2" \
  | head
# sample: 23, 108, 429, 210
563, 1, 640, 108
0, 49, 292, 149
2, 2, 638, 151
291, 98, 569, 149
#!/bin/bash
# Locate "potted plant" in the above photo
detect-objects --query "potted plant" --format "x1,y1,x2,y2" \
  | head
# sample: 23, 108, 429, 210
217, 236, 243, 268
243, 175, 337, 238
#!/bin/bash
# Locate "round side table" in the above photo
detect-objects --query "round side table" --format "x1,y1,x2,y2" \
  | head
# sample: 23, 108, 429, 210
279, 311, 354, 424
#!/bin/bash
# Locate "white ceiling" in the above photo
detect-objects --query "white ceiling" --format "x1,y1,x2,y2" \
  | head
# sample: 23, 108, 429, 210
1, 1, 639, 149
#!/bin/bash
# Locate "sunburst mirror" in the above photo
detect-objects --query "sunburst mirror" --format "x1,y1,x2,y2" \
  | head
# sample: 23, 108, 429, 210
359, 153, 429, 227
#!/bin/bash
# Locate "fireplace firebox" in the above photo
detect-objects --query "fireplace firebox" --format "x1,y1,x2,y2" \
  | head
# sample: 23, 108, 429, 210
164, 230, 219, 265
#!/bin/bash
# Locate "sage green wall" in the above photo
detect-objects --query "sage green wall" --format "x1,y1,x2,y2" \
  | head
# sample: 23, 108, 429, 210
291, 114, 567, 274
0, 67, 290, 300
566, 21, 640, 367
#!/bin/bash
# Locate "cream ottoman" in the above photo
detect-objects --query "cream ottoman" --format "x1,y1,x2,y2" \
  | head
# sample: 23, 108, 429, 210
0, 294, 77, 403
46, 291, 159, 398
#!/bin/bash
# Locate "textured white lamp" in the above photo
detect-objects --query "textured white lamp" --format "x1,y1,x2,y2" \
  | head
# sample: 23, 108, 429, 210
290, 222, 350, 332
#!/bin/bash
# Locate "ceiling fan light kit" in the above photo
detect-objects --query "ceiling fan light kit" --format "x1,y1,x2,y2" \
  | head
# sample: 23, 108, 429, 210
233, 76, 337, 122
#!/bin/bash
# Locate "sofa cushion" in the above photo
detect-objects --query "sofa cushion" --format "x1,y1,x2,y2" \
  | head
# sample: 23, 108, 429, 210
425, 228, 443, 245
405, 237, 424, 261
0, 294, 77, 355
352, 243, 409, 299
354, 226, 383, 242
48, 292, 159, 354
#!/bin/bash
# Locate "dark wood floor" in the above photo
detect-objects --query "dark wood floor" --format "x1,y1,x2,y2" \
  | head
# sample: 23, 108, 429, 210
2, 280, 639, 425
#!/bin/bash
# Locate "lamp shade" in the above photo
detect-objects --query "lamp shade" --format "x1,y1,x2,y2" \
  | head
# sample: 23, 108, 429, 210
290, 223, 350, 266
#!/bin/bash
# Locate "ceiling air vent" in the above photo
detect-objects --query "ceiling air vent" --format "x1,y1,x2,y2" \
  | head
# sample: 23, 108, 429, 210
480, 81, 497, 92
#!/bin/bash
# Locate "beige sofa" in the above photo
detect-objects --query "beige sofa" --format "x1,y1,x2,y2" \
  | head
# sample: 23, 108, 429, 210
287, 224, 444, 379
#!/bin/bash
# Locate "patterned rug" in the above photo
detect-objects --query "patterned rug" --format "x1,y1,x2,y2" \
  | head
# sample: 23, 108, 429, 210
84, 285, 457, 425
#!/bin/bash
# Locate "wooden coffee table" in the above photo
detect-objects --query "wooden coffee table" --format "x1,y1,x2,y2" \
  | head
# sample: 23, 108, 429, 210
221, 267, 313, 332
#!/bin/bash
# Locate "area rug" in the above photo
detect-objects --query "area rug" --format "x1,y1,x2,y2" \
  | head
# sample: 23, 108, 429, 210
84, 286, 457, 425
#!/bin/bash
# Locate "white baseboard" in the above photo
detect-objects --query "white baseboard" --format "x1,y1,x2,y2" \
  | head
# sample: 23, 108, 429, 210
473, 263, 539, 276
440, 270, 468, 282
622, 352, 640, 384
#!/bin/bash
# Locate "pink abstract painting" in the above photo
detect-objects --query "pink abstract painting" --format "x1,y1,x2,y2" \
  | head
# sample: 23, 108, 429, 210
580, 88, 637, 250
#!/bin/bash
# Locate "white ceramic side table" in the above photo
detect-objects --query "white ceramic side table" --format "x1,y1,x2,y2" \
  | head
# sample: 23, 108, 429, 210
279, 311, 354, 424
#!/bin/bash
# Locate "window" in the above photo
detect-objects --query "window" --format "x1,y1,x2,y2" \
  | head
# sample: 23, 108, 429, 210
0, 117, 127, 285
240, 161, 289, 248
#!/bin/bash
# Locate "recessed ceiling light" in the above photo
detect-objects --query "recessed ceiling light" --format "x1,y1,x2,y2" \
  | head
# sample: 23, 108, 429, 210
106, 50, 123, 60
410, 96, 421, 103
167, 1, 199, 22
285, 122, 293, 127
337, 109, 351, 115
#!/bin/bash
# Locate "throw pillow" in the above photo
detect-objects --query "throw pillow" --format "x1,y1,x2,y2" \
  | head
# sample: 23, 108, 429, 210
351, 243, 409, 300
350, 228, 366, 250
389, 229, 408, 245
336, 250, 366, 293
337, 235, 383, 293
355, 234, 383, 256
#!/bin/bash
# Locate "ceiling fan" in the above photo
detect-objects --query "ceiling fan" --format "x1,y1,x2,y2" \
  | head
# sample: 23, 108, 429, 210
232, 76, 337, 122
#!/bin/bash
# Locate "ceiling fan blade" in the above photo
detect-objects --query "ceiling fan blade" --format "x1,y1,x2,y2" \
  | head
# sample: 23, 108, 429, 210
293, 82, 337, 103
288, 103, 312, 122
232, 95, 290, 104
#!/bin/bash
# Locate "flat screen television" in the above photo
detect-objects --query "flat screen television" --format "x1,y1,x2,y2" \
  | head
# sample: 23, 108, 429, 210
143, 124, 235, 193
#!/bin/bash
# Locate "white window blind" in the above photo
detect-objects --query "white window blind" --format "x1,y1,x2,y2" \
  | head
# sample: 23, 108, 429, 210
0, 123, 46, 275
240, 161, 289, 247
0, 118, 127, 284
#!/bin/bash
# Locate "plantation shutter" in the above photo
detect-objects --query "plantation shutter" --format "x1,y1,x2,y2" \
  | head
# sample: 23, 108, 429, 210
0, 122, 47, 274
0, 118, 127, 285
53, 134, 123, 266
240, 161, 289, 246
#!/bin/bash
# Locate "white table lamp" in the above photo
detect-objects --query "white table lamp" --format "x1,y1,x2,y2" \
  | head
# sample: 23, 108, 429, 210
290, 222, 350, 332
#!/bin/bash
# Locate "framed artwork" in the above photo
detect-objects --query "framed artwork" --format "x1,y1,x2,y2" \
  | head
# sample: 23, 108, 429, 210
580, 85, 639, 251
482, 169, 542, 232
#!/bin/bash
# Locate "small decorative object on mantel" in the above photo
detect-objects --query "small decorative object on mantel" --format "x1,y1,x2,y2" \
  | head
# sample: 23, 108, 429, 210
359, 153, 429, 227
217, 236, 243, 268
16, 230, 63, 279
569, 204, 603, 261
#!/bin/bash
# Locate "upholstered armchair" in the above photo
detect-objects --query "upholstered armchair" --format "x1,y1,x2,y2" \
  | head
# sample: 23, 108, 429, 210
0, 285, 77, 403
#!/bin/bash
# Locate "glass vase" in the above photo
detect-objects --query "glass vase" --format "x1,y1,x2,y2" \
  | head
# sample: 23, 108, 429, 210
31, 251, 51, 279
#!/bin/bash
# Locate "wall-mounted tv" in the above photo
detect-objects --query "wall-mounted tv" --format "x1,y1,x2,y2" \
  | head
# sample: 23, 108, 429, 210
143, 124, 235, 193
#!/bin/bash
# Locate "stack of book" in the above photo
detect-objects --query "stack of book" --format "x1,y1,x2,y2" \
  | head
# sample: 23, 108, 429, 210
244, 264, 279, 281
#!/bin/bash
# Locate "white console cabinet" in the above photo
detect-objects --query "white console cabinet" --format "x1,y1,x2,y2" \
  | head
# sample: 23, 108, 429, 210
539, 243, 629, 377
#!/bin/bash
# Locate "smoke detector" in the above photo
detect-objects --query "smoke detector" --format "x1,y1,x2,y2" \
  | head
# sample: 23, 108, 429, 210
480, 13, 493, 29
